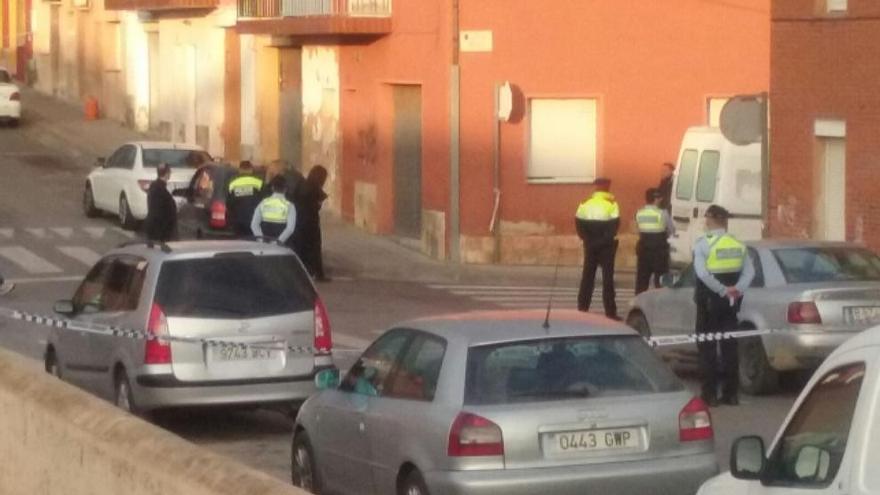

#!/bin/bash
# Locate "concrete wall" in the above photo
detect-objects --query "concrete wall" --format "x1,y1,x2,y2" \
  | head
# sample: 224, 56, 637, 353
302, 45, 341, 213
769, 0, 880, 248
0, 347, 304, 495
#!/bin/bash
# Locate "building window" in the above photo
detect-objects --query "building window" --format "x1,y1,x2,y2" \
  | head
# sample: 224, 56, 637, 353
527, 98, 598, 183
707, 97, 730, 128
827, 0, 847, 13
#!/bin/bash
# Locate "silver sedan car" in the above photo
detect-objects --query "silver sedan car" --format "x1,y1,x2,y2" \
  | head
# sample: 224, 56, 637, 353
627, 240, 880, 394
292, 310, 718, 495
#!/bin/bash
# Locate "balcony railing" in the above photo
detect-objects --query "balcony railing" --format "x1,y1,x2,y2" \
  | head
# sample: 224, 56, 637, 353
105, 0, 218, 10
238, 0, 391, 18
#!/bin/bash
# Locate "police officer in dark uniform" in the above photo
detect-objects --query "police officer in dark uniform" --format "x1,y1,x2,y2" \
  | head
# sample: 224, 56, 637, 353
575, 178, 621, 320
693, 205, 755, 406
635, 188, 675, 294
227, 161, 265, 238
251, 176, 296, 244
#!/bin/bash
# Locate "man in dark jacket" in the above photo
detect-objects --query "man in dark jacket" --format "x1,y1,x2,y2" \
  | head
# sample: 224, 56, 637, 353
294, 165, 329, 281
144, 163, 177, 242
657, 162, 675, 212
575, 178, 620, 319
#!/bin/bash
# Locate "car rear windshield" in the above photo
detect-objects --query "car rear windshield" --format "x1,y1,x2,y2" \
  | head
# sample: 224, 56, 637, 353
155, 254, 315, 318
142, 148, 212, 169
465, 336, 683, 405
774, 247, 880, 284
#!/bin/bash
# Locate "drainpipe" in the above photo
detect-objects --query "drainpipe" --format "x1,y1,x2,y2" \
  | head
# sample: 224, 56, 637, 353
490, 82, 501, 263
449, 0, 461, 263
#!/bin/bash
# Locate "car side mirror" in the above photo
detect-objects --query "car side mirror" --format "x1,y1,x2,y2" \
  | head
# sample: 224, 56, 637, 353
53, 300, 75, 316
660, 273, 678, 288
731, 436, 766, 480
794, 445, 831, 483
314, 368, 340, 390
96, 157, 106, 168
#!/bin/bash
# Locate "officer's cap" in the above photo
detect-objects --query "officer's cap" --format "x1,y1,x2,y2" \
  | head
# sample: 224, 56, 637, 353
704, 204, 731, 220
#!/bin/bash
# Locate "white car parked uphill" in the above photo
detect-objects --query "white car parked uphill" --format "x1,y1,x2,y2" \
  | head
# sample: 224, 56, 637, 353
0, 67, 21, 126
83, 142, 211, 229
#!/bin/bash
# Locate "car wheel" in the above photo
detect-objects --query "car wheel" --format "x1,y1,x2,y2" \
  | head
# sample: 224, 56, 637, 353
738, 333, 779, 395
626, 310, 651, 338
83, 185, 99, 218
118, 194, 136, 230
292, 431, 322, 494
44, 349, 61, 379
114, 370, 147, 418
399, 469, 430, 495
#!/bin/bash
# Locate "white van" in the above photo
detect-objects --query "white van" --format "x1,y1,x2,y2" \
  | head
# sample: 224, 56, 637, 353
669, 127, 763, 265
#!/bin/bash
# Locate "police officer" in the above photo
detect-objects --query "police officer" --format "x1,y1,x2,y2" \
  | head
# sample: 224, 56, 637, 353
693, 205, 755, 406
635, 188, 675, 294
575, 178, 620, 320
251, 176, 296, 244
227, 160, 265, 238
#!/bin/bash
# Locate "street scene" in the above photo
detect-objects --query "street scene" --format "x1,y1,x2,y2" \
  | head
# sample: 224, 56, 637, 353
2, 0, 880, 494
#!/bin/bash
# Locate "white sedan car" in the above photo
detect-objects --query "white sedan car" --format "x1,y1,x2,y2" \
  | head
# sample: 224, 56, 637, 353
0, 67, 21, 126
83, 142, 211, 229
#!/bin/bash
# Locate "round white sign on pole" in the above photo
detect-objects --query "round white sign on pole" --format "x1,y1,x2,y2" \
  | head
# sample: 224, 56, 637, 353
498, 82, 513, 122
720, 95, 763, 145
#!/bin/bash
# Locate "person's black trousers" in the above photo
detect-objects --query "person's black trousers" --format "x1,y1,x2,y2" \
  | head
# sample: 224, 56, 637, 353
695, 278, 741, 401
578, 241, 618, 318
635, 242, 670, 294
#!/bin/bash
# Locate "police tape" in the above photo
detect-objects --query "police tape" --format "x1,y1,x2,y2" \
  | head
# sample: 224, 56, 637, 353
0, 304, 789, 354
0, 307, 324, 355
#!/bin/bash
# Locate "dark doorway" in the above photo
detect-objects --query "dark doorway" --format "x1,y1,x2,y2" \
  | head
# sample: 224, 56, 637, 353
279, 47, 303, 171
392, 85, 423, 238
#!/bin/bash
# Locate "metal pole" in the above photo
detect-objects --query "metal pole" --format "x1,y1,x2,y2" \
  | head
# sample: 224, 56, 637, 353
449, 0, 461, 262
760, 91, 770, 237
492, 82, 502, 263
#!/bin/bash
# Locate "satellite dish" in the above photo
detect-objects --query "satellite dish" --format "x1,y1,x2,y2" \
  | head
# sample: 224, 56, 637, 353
720, 95, 764, 145
498, 82, 513, 122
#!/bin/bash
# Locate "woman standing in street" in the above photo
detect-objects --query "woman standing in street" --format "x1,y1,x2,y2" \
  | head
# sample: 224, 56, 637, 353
294, 165, 329, 281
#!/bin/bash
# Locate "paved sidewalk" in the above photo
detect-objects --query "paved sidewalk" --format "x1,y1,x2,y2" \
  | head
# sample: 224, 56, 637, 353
19, 88, 633, 288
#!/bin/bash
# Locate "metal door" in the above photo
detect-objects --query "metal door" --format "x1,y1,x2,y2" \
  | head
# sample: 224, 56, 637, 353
816, 138, 846, 241
278, 47, 302, 171
392, 85, 423, 238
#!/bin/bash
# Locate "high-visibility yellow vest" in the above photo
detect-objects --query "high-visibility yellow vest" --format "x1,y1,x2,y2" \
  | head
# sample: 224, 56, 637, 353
575, 192, 620, 221
228, 175, 264, 197
259, 197, 290, 224
636, 205, 666, 234
706, 234, 746, 274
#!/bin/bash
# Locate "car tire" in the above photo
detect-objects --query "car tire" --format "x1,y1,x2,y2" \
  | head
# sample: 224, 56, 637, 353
738, 332, 779, 395
626, 310, 651, 338
399, 469, 430, 495
114, 369, 147, 418
44, 348, 61, 379
83, 185, 99, 218
292, 431, 322, 494
118, 194, 137, 231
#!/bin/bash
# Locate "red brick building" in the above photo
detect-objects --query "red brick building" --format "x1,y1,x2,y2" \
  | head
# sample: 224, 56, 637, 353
770, 0, 880, 247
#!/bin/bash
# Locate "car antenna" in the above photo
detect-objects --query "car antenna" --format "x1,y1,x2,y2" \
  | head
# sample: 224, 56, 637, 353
543, 248, 562, 332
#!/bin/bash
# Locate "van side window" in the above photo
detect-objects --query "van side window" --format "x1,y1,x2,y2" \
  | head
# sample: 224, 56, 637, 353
675, 149, 699, 200
695, 150, 720, 202
763, 362, 866, 488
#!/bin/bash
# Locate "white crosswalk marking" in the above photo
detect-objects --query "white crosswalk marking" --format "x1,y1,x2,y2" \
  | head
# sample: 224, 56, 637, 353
51, 227, 74, 239
83, 227, 106, 239
112, 227, 136, 239
57, 246, 102, 267
428, 283, 631, 312
25, 228, 48, 239
0, 246, 63, 274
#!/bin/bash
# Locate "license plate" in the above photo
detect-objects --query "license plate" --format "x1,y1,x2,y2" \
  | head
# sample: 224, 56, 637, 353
845, 306, 880, 325
543, 427, 642, 455
214, 346, 275, 362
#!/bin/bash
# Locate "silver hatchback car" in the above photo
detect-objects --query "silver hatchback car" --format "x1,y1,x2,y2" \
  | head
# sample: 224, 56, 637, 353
44, 240, 334, 415
292, 310, 718, 495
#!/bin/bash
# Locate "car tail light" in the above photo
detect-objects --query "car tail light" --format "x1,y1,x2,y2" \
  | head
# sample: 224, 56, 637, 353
144, 303, 172, 364
679, 397, 713, 442
788, 302, 822, 324
209, 200, 227, 229
10, 92, 20, 101
313, 297, 332, 355
448, 412, 504, 457
137, 180, 151, 192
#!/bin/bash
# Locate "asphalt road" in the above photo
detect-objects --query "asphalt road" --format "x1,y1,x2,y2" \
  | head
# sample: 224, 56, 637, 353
0, 99, 798, 486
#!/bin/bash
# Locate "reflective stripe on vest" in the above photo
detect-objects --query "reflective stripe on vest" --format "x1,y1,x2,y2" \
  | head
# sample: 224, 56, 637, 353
706, 234, 746, 274
636, 206, 666, 234
575, 192, 620, 221
259, 197, 289, 223
228, 176, 264, 197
